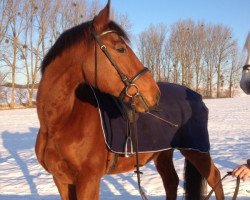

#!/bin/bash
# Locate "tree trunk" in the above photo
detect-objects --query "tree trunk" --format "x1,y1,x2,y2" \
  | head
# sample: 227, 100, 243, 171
216, 64, 221, 98
10, 36, 18, 109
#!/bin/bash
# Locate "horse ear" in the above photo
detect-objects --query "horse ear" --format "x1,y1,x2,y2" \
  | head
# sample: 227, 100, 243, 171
93, 0, 111, 33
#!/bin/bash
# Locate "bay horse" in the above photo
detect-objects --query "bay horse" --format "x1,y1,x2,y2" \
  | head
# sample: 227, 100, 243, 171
35, 1, 224, 200
240, 32, 250, 94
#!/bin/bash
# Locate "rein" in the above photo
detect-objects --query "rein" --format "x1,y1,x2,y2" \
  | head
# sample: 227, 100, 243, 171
91, 26, 150, 111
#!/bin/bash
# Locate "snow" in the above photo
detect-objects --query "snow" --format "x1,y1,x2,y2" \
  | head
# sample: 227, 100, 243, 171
0, 96, 250, 200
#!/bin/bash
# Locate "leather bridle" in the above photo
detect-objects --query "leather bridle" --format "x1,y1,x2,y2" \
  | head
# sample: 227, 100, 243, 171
243, 64, 250, 71
91, 26, 151, 111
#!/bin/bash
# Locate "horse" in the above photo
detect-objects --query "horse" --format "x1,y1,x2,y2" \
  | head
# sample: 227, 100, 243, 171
240, 32, 250, 94
35, 1, 224, 200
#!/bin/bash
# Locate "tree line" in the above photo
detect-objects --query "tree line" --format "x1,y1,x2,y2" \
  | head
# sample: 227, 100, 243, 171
137, 21, 244, 98
0, 0, 131, 108
0, 0, 244, 108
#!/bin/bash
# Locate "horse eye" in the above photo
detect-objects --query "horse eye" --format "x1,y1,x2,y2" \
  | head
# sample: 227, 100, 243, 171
116, 46, 126, 53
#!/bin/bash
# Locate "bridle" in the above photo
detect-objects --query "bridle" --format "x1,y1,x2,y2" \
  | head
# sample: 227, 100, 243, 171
243, 64, 250, 71
91, 24, 155, 200
91, 25, 151, 111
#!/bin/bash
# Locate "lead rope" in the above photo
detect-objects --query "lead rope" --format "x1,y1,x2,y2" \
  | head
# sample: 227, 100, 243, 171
203, 171, 240, 200
128, 97, 148, 200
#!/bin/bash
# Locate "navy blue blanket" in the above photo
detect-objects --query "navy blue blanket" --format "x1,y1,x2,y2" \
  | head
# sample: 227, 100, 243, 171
91, 82, 210, 154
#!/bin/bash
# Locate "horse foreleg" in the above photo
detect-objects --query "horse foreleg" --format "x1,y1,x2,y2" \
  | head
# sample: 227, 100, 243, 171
53, 177, 77, 200
180, 150, 225, 200
75, 170, 102, 200
154, 150, 179, 200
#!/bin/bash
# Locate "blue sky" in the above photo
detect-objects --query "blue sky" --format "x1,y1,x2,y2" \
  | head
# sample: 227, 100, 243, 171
98, 0, 250, 49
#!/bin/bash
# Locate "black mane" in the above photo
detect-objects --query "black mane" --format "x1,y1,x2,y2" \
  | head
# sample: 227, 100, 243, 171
41, 21, 129, 74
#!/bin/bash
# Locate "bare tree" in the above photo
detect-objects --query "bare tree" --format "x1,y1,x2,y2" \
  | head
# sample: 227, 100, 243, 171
167, 20, 197, 87
203, 25, 217, 97
226, 44, 244, 97
162, 41, 172, 82
138, 20, 240, 98
191, 22, 206, 92
0, 71, 7, 104
1, 0, 243, 108
166, 27, 181, 83
0, 0, 11, 44
88, 0, 101, 19
114, 13, 132, 34
137, 24, 167, 80
2, 0, 27, 108
0, 0, 12, 88
0, 71, 6, 85
211, 25, 235, 97
20, 0, 40, 107
16, 88, 28, 106
0, 0, 135, 108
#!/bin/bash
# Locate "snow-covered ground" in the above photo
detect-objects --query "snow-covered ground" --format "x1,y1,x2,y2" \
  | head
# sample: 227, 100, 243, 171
0, 95, 250, 200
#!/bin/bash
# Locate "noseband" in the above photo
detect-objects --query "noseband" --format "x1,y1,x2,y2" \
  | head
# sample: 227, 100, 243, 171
91, 26, 150, 111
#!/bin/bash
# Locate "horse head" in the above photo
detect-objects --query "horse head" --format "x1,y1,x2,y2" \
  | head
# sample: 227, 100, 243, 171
83, 1, 160, 112
240, 32, 250, 94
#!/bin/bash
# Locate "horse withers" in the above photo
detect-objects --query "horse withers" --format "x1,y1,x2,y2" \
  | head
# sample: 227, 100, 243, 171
35, 1, 224, 200
240, 32, 250, 94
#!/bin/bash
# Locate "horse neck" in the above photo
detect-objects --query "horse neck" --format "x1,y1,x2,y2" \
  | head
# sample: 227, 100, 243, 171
37, 46, 86, 130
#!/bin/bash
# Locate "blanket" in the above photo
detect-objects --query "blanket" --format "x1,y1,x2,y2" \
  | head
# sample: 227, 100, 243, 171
91, 82, 210, 154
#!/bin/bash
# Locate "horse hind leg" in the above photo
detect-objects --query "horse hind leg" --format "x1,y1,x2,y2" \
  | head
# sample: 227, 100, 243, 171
180, 149, 224, 200
154, 150, 179, 200
53, 177, 77, 200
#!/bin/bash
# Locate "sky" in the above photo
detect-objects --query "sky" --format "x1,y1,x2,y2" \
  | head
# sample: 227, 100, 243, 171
97, 0, 250, 49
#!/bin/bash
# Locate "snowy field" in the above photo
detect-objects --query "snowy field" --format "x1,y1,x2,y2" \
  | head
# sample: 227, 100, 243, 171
0, 95, 250, 200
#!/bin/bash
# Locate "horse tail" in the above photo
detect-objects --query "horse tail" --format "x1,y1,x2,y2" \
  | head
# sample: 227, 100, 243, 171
183, 158, 207, 200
